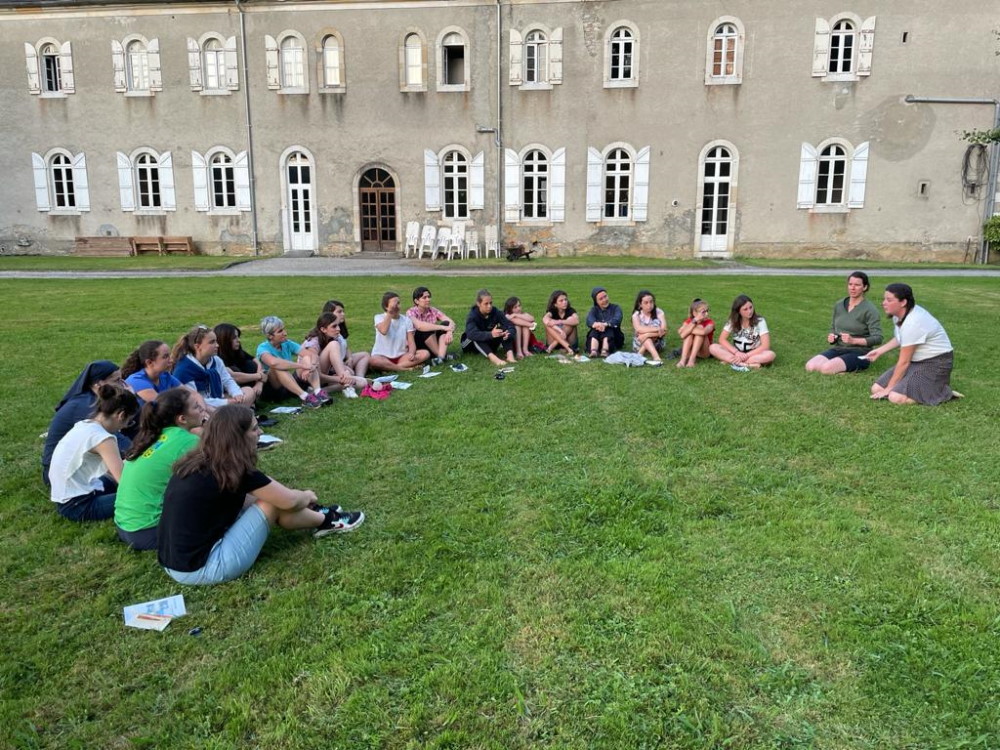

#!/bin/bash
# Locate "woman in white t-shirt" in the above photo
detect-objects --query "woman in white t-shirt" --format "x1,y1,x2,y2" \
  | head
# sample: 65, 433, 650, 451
708, 294, 776, 371
49, 384, 140, 522
369, 291, 431, 372
866, 283, 956, 405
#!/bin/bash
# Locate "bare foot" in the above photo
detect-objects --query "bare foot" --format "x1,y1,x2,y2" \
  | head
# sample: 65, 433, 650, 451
676, 360, 686, 368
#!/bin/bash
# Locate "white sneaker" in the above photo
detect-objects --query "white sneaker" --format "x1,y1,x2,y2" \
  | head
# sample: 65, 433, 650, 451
342, 386, 358, 399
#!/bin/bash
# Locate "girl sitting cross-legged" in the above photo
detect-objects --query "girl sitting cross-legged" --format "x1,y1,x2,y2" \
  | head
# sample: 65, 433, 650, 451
461, 289, 516, 367
631, 289, 667, 363
709, 294, 776, 371
301, 313, 370, 397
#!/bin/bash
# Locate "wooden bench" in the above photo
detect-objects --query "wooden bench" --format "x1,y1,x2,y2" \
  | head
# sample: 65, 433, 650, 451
132, 236, 196, 256
74, 236, 135, 256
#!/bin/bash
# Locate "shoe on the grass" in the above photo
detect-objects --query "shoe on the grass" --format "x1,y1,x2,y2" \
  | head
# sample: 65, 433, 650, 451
301, 392, 323, 409
257, 416, 278, 427
314, 509, 366, 537
342, 386, 358, 399
431, 357, 444, 366
731, 363, 750, 372
315, 390, 333, 405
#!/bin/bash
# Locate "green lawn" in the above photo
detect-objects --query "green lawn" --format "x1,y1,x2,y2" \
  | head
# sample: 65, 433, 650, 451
2, 275, 998, 749
0, 255, 252, 271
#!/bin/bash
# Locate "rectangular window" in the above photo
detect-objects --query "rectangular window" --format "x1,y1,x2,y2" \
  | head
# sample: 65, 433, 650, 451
51, 158, 75, 208
137, 164, 161, 208
43, 52, 61, 92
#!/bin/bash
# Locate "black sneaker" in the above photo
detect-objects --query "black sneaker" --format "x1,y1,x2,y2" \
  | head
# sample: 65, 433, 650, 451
314, 509, 366, 537
308, 502, 343, 514
257, 417, 278, 428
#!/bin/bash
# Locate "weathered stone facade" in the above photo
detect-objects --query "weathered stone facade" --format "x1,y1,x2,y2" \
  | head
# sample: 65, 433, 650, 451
1, 0, 997, 261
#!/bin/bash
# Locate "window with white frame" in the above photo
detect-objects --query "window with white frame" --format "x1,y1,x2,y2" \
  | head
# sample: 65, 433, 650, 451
25, 40, 75, 96
187, 35, 238, 93
705, 18, 745, 85
437, 28, 470, 91
696, 141, 739, 254
504, 146, 566, 223
320, 32, 345, 90
192, 148, 251, 212
112, 36, 161, 95
424, 147, 484, 216
812, 15, 875, 80
586, 144, 650, 222
400, 32, 427, 91
117, 149, 176, 212
265, 32, 308, 93
31, 149, 89, 212
509, 26, 563, 88
605, 23, 638, 88
797, 140, 869, 211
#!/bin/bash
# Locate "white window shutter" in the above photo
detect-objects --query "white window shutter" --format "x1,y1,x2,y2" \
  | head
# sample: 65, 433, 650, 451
148, 39, 162, 91
25, 43, 41, 95
424, 149, 441, 211
111, 40, 126, 92
471, 151, 485, 210
812, 19, 830, 77
234, 151, 251, 211
59, 41, 75, 93
797, 143, 818, 208
264, 35, 280, 90
504, 148, 520, 222
734, 28, 745, 84
550, 28, 563, 84
509, 29, 523, 86
848, 141, 869, 208
72, 152, 90, 211
550, 147, 566, 222
586, 147, 602, 222
858, 17, 876, 77
633, 146, 651, 222
160, 151, 176, 210
117, 151, 135, 211
191, 151, 209, 211
31, 153, 50, 211
225, 36, 239, 90
187, 38, 203, 91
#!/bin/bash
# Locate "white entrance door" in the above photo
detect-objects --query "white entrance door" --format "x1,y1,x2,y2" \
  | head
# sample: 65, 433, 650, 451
699, 146, 733, 255
284, 151, 316, 252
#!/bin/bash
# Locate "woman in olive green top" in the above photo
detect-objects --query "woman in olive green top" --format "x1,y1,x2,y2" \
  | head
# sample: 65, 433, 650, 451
114, 388, 208, 550
805, 271, 883, 375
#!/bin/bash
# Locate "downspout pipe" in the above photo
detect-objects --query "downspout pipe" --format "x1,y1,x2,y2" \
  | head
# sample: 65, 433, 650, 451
495, 0, 503, 249
235, 0, 259, 255
905, 95, 1000, 264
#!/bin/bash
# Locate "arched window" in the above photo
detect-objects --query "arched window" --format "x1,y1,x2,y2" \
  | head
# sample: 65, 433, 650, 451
817, 144, 847, 205
524, 31, 547, 84
829, 20, 855, 74
210, 152, 236, 209
32, 149, 89, 212
604, 148, 632, 219
608, 26, 635, 82
322, 35, 341, 87
135, 152, 161, 209
442, 150, 469, 219
403, 33, 424, 88
203, 38, 225, 90
280, 36, 305, 89
40, 43, 61, 92
49, 153, 75, 209
712, 24, 737, 77
441, 31, 466, 87
126, 40, 150, 91
522, 150, 549, 219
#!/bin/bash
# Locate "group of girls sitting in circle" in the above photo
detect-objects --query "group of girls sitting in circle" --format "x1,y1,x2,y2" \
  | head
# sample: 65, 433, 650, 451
41, 273, 957, 584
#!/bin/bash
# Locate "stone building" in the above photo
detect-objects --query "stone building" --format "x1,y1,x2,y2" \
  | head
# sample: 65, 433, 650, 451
1, 0, 997, 261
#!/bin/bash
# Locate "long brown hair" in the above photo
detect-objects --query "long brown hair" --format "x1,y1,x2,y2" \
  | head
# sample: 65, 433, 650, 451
171, 325, 212, 366
173, 404, 257, 492
125, 387, 195, 460
304, 312, 339, 350
121, 340, 165, 378
727, 294, 759, 331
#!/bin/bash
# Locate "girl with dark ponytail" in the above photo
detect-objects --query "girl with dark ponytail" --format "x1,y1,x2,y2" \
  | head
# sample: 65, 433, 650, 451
48, 384, 139, 522
115, 388, 208, 549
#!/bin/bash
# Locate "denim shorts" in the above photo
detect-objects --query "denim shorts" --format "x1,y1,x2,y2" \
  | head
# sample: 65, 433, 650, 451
164, 504, 270, 586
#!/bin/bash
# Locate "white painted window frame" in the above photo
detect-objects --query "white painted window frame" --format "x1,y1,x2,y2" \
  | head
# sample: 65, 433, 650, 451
436, 26, 471, 92
31, 148, 89, 213
117, 148, 175, 213
797, 139, 870, 212
317, 29, 346, 93
604, 22, 639, 89
424, 146, 484, 215
399, 30, 428, 92
192, 147, 251, 214
705, 17, 745, 85
26, 38, 75, 97
188, 33, 238, 94
813, 14, 875, 81
265, 31, 309, 94
509, 26, 563, 89
586, 143, 650, 224
694, 140, 739, 254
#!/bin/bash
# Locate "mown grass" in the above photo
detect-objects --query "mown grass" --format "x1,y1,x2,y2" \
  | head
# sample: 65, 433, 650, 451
0, 255, 251, 271
1, 274, 998, 749
733, 256, 998, 270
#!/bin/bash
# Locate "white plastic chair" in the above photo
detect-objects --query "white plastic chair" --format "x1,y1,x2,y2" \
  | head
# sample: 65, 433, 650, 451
465, 229, 480, 259
404, 221, 420, 258
484, 225, 500, 258
434, 227, 451, 260
417, 225, 437, 259
447, 221, 466, 260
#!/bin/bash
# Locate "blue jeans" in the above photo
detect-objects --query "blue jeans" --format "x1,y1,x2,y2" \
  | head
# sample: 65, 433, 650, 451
164, 504, 270, 585
55, 479, 117, 522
